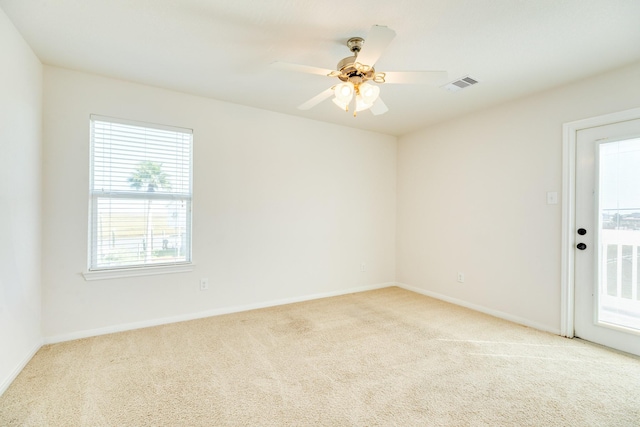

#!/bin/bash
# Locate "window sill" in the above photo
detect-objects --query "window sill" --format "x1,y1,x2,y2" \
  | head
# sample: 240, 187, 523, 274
82, 263, 194, 281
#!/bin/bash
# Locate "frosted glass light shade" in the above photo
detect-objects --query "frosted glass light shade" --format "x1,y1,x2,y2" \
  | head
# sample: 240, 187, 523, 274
355, 95, 373, 112
334, 82, 354, 103
359, 82, 380, 105
332, 97, 349, 111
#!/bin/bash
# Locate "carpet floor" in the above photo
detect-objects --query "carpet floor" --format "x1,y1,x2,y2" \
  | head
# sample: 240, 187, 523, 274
1, 287, 639, 426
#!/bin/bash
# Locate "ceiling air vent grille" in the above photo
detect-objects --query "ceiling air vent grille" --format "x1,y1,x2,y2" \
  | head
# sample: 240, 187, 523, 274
442, 75, 479, 92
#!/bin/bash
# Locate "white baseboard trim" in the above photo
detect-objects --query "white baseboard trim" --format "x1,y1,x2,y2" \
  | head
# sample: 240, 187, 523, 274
395, 282, 560, 335
0, 340, 42, 397
44, 282, 394, 344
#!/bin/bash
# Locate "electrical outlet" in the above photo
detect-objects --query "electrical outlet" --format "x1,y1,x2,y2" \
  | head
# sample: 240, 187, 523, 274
200, 278, 209, 291
361, 262, 366, 272
457, 272, 464, 283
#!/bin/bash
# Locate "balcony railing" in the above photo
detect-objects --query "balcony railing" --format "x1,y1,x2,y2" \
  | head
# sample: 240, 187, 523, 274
599, 228, 640, 331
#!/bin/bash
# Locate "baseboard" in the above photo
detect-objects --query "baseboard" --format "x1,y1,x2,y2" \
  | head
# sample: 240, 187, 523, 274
0, 340, 42, 396
396, 282, 560, 335
44, 282, 394, 344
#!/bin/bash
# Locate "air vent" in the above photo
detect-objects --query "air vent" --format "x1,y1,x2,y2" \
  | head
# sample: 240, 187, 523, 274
442, 75, 479, 92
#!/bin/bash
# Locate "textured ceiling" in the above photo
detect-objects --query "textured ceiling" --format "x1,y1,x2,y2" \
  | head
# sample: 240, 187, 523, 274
2, 0, 640, 136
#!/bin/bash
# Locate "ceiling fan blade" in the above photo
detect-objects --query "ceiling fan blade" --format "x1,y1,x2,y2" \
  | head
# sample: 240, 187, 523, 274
370, 97, 389, 116
356, 25, 396, 67
271, 61, 335, 77
298, 87, 334, 110
383, 71, 448, 85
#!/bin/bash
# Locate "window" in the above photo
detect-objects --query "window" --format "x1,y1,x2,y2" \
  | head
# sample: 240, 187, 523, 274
88, 115, 192, 273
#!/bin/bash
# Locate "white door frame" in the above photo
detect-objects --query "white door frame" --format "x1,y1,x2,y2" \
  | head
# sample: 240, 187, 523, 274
561, 106, 640, 338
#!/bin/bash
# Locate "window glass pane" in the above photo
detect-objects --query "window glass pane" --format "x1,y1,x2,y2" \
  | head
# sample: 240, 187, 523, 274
93, 197, 189, 268
92, 120, 191, 195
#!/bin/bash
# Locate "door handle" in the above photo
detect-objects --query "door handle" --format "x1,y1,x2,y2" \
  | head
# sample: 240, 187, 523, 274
577, 243, 587, 250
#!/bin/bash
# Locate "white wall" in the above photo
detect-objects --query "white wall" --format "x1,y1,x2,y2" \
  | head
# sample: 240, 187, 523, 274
397, 61, 640, 333
42, 66, 397, 341
0, 9, 43, 393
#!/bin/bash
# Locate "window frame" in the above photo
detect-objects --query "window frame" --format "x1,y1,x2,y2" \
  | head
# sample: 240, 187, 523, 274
84, 115, 194, 280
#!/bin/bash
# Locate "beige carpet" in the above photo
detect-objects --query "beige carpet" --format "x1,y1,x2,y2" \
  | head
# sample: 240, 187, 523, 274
1, 287, 639, 426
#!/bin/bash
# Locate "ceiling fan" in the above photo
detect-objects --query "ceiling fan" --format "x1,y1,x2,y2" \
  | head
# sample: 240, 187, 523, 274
272, 25, 447, 117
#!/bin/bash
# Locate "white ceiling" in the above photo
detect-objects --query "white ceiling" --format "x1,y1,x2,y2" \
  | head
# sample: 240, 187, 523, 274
2, 0, 639, 136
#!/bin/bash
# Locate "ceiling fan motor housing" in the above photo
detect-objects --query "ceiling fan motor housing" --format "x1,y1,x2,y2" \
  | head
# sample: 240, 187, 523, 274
336, 55, 375, 84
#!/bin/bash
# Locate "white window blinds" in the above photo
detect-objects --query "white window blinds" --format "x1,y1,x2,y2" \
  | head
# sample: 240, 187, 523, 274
89, 115, 193, 270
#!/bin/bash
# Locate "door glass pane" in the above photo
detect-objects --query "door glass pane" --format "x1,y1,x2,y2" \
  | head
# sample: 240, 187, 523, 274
598, 138, 640, 331
622, 245, 633, 299
605, 244, 617, 296
637, 249, 640, 301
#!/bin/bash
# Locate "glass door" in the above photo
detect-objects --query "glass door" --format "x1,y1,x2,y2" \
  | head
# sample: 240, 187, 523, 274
597, 137, 640, 332
574, 118, 640, 356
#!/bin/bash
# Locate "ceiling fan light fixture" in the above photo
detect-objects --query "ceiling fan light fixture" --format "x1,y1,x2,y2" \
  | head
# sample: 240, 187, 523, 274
334, 82, 354, 103
355, 94, 374, 112
332, 97, 349, 111
332, 82, 380, 114
359, 82, 380, 105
